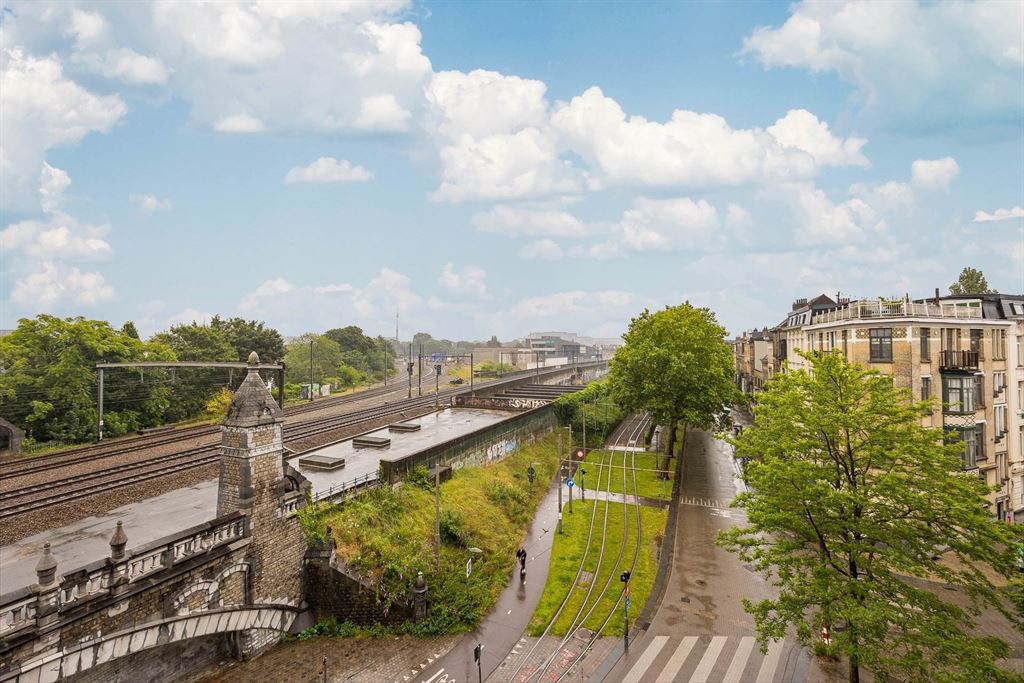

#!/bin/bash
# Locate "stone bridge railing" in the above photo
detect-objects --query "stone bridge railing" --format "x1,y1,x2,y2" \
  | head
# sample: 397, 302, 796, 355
0, 605, 300, 682
0, 512, 250, 644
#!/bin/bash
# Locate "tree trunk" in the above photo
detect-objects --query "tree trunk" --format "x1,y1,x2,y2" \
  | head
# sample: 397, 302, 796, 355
662, 416, 679, 479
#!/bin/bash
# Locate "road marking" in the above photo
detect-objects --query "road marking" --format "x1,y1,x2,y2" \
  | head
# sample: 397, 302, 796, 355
507, 610, 512, 615
722, 636, 755, 682
421, 669, 445, 683
623, 635, 668, 683
654, 635, 697, 682
756, 640, 784, 683
689, 636, 727, 682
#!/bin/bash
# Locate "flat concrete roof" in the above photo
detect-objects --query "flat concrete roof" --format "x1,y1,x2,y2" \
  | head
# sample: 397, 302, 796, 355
287, 407, 515, 497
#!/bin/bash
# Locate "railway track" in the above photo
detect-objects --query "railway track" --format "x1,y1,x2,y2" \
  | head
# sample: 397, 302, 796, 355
0, 366, 559, 481
0, 381, 409, 480
508, 413, 650, 683
0, 363, 605, 521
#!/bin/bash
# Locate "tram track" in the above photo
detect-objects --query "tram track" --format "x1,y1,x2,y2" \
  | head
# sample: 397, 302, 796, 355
508, 412, 650, 683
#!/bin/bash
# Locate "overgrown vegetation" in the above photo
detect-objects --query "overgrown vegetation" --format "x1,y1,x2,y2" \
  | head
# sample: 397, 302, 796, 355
552, 380, 625, 448
298, 432, 562, 636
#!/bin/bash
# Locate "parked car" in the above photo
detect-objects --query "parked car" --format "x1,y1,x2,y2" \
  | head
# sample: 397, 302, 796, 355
449, 377, 464, 385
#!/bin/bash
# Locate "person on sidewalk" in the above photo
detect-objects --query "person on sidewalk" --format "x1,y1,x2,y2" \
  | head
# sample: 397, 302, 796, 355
516, 548, 527, 581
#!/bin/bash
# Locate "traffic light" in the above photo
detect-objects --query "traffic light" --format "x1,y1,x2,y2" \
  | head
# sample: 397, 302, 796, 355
407, 362, 414, 375
474, 643, 481, 662
573, 448, 585, 459
620, 571, 631, 583
435, 364, 442, 376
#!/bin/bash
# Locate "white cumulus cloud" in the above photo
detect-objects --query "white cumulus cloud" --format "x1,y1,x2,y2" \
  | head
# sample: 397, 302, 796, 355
910, 157, 960, 190
742, 1, 1023, 133
439, 263, 489, 299
284, 158, 375, 184
974, 207, 1024, 222
214, 113, 267, 134
520, 239, 564, 260
472, 206, 587, 237
129, 193, 172, 214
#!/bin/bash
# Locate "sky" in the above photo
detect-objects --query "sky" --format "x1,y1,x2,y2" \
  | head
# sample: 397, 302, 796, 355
1, 1, 1022, 342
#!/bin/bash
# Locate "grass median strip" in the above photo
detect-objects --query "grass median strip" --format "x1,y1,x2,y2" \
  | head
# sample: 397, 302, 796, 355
581, 449, 676, 501
528, 498, 667, 637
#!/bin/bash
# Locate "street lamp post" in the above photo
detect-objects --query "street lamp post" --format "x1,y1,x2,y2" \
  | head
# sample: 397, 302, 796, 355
308, 339, 314, 402
621, 571, 631, 653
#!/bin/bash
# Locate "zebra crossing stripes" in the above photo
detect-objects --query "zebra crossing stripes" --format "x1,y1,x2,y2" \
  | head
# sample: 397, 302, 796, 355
680, 496, 729, 509
723, 636, 755, 683
624, 634, 799, 683
689, 636, 727, 682
654, 636, 697, 682
623, 635, 668, 683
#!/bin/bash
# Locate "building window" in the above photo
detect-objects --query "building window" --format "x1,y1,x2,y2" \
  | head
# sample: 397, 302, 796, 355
994, 404, 1007, 439
993, 371, 1005, 397
996, 451, 1008, 482
842, 330, 848, 355
921, 376, 931, 402
992, 329, 1006, 359
970, 329, 983, 359
1019, 380, 1024, 409
943, 375, 977, 413
869, 328, 893, 362
920, 327, 930, 361
955, 426, 981, 469
1018, 336, 1023, 366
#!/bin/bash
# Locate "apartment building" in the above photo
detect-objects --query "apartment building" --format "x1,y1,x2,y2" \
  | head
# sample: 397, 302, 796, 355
733, 328, 773, 395
760, 292, 1024, 522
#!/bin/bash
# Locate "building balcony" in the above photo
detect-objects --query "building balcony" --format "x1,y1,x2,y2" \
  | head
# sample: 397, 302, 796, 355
938, 349, 979, 370
810, 299, 982, 325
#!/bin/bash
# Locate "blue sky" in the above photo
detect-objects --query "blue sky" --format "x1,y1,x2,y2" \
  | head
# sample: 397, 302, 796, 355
1, 1, 1021, 341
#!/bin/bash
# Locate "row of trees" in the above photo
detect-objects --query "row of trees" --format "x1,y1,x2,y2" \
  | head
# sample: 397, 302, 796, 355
0, 315, 286, 444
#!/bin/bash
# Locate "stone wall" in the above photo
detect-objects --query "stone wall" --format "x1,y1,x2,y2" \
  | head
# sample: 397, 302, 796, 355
302, 546, 412, 627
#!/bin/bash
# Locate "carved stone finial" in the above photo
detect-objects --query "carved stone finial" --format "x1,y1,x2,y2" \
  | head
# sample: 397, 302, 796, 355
35, 543, 58, 586
247, 351, 259, 367
109, 521, 128, 560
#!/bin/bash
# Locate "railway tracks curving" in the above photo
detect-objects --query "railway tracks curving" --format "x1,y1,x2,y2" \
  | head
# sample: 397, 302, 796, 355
508, 413, 651, 683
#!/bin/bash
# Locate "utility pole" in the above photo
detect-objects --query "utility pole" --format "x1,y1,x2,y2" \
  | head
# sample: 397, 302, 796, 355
557, 430, 563, 533
309, 339, 314, 402
621, 571, 631, 653
383, 339, 387, 386
407, 342, 413, 399
470, 352, 474, 394
96, 367, 105, 442
418, 343, 423, 396
434, 460, 441, 573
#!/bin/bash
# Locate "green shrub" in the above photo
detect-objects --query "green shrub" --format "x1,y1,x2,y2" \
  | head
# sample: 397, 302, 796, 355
439, 509, 472, 547
406, 464, 433, 490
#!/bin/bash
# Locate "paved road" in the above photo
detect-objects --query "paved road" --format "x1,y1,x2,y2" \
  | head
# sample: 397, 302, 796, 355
605, 429, 836, 683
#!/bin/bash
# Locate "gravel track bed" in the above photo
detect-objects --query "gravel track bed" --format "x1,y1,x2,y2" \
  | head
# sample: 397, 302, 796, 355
0, 462, 220, 546
0, 433, 218, 493
0, 405, 441, 545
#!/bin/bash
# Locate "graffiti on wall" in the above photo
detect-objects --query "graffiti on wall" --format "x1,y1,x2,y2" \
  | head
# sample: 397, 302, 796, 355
506, 398, 548, 410
486, 438, 518, 461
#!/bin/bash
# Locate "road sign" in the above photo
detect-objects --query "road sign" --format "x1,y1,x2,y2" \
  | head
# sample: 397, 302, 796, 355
466, 558, 472, 578
566, 479, 574, 488
573, 448, 585, 459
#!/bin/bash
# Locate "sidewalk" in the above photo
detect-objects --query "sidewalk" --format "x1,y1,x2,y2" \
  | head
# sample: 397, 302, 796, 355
415, 478, 563, 683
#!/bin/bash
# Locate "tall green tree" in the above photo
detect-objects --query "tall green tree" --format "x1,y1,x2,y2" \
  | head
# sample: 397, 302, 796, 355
210, 315, 285, 362
717, 351, 1023, 683
0, 316, 174, 442
607, 303, 738, 456
950, 266, 997, 295
150, 322, 237, 420
284, 334, 347, 386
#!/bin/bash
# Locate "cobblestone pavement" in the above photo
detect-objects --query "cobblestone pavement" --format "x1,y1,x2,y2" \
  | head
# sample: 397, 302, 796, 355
488, 634, 618, 683
204, 634, 460, 683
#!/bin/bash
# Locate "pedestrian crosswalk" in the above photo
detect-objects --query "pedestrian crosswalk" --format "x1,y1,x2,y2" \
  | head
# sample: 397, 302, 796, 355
679, 496, 730, 509
622, 634, 804, 683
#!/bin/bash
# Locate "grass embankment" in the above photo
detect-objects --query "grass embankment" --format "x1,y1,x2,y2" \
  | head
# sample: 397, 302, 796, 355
299, 432, 561, 635
528, 449, 677, 637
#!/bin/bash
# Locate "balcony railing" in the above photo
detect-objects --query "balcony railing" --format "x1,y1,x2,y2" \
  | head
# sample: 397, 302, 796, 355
811, 300, 982, 324
938, 349, 979, 370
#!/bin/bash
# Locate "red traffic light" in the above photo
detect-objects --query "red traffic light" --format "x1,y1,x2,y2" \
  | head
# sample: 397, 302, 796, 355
574, 448, 585, 459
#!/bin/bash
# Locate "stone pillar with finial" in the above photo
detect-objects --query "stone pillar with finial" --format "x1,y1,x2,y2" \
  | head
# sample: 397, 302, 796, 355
413, 571, 427, 622
34, 543, 60, 626
109, 521, 130, 591
217, 351, 285, 517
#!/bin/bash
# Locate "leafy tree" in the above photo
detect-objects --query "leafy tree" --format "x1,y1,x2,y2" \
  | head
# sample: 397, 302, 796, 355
325, 325, 386, 379
717, 351, 1024, 683
150, 322, 237, 420
0, 316, 174, 442
121, 321, 140, 339
950, 267, 997, 295
485, 335, 502, 348
284, 334, 349, 386
210, 315, 284, 362
608, 303, 738, 456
